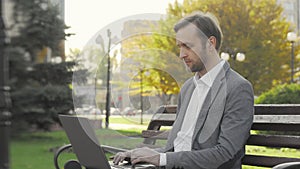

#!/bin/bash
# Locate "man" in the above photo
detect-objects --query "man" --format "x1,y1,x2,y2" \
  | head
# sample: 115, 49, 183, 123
114, 12, 254, 169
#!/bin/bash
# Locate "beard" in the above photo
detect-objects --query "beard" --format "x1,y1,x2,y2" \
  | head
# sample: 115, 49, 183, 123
190, 60, 205, 72
188, 48, 208, 73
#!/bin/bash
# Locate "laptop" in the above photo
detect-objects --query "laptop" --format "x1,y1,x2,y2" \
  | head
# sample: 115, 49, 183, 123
59, 115, 156, 169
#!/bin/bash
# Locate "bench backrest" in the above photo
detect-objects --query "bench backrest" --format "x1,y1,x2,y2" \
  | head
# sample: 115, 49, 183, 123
142, 104, 300, 168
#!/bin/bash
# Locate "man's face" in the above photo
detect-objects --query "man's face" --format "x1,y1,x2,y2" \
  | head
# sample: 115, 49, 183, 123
176, 24, 208, 73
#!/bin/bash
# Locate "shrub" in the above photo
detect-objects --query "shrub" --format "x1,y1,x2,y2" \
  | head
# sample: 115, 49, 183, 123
255, 83, 300, 104
255, 83, 300, 136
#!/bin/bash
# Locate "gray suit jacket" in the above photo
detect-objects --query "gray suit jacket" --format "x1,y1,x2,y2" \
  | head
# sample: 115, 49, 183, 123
158, 61, 254, 169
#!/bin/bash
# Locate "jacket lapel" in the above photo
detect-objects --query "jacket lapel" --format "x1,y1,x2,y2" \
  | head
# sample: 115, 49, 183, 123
192, 62, 230, 143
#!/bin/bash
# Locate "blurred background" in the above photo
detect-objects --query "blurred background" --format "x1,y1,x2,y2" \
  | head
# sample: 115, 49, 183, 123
1, 0, 300, 169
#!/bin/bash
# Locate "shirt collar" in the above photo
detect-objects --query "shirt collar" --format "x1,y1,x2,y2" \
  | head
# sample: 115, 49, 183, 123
193, 60, 225, 87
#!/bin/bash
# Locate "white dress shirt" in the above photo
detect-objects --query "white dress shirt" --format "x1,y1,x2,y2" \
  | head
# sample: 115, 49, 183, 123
159, 60, 225, 166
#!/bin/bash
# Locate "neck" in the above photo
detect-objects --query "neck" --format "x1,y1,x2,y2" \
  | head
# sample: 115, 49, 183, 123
197, 56, 221, 78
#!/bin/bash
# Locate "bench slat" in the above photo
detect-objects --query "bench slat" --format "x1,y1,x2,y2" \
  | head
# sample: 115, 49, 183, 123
242, 155, 300, 167
247, 135, 300, 149
142, 130, 169, 139
158, 104, 300, 115
252, 123, 300, 132
143, 105, 300, 168
255, 104, 300, 115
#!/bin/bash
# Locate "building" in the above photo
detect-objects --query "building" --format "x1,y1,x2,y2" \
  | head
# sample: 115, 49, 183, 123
278, 0, 300, 33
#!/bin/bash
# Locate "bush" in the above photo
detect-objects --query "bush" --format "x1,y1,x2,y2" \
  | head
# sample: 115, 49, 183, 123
255, 83, 300, 104
255, 83, 300, 136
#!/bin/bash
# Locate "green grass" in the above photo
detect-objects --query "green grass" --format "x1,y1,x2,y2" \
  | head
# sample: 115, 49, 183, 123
10, 129, 300, 169
10, 128, 147, 169
11, 131, 75, 169
109, 116, 150, 126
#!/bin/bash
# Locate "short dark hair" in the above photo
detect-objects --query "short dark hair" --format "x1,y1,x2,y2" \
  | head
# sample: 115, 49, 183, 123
174, 12, 223, 51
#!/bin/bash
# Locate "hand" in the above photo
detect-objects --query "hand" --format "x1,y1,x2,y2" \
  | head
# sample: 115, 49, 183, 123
113, 150, 131, 165
130, 147, 160, 166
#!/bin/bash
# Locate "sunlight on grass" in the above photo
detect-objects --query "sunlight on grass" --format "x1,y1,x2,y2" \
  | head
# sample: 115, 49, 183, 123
110, 115, 150, 126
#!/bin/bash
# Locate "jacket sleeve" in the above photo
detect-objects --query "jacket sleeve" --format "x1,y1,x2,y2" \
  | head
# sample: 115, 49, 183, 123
165, 81, 254, 169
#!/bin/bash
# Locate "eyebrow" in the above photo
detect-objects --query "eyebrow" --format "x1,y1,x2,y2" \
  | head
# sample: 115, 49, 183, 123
176, 40, 193, 47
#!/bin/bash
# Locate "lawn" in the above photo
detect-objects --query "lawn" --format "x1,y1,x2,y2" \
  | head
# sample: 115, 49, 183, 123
10, 118, 300, 169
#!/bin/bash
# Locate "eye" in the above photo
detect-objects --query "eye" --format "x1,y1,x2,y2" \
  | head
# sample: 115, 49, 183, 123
183, 43, 191, 49
177, 42, 192, 49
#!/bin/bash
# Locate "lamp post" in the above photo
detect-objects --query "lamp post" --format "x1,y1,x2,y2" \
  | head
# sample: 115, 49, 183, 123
0, 0, 12, 168
287, 32, 297, 83
105, 29, 111, 128
220, 49, 245, 68
95, 30, 118, 128
140, 68, 143, 125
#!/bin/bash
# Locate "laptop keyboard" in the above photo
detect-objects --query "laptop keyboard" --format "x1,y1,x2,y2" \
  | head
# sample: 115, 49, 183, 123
111, 165, 127, 169
111, 164, 157, 169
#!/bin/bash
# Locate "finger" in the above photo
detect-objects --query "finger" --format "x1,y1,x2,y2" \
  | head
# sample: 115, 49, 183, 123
131, 158, 142, 165
113, 154, 118, 164
113, 153, 123, 165
113, 155, 119, 164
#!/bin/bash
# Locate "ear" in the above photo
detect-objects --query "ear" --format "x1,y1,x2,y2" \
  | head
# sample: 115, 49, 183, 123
208, 36, 217, 50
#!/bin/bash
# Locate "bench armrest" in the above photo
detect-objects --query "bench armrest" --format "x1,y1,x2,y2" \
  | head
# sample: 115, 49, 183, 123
54, 144, 73, 169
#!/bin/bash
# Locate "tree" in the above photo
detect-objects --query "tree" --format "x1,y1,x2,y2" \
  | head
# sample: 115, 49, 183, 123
170, 0, 297, 94
10, 0, 68, 60
129, 68, 180, 109
8, 0, 75, 132
120, 22, 190, 105
10, 53, 75, 131
125, 0, 295, 94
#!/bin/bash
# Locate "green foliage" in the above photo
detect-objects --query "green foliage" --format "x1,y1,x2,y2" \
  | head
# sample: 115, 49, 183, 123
9, 47, 75, 132
129, 68, 180, 107
255, 83, 300, 136
255, 83, 300, 104
136, 0, 295, 94
121, 32, 190, 105
7, 0, 78, 132
11, 0, 69, 59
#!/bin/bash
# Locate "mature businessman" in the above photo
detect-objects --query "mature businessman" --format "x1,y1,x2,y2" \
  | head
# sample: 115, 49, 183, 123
113, 12, 254, 169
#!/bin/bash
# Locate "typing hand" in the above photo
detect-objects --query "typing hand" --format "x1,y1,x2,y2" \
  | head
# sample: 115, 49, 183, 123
130, 147, 160, 166
113, 151, 131, 165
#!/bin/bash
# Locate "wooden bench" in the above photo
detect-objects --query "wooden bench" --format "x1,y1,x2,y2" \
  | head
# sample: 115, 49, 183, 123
54, 104, 300, 169
142, 104, 300, 168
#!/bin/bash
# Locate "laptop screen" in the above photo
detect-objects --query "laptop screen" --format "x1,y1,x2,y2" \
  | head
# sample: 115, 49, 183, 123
59, 115, 111, 169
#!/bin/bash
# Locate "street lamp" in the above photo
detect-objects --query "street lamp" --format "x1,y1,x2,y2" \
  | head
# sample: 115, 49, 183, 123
95, 30, 112, 128
140, 68, 144, 125
95, 30, 119, 128
105, 29, 112, 129
139, 68, 149, 125
287, 32, 297, 83
220, 50, 245, 68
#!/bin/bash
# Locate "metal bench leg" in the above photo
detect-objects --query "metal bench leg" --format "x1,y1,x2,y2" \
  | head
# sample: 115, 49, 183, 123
272, 162, 300, 169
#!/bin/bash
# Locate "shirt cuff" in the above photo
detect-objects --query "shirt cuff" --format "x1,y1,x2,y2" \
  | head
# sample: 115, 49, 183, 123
159, 153, 167, 166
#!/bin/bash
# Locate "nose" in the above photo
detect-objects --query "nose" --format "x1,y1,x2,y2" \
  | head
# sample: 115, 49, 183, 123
179, 47, 188, 59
